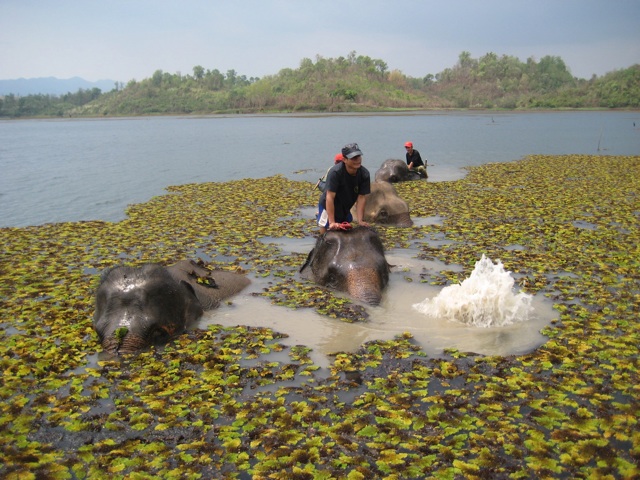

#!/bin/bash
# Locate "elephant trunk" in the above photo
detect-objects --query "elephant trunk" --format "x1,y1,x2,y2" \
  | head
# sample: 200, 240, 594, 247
346, 267, 384, 305
101, 332, 148, 356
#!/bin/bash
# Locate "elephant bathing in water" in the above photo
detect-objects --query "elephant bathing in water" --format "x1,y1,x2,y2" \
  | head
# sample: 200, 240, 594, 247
352, 181, 413, 227
300, 227, 390, 305
93, 260, 250, 355
375, 159, 425, 183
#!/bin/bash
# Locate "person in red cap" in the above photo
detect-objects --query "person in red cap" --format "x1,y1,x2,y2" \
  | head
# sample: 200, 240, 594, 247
404, 141, 427, 177
315, 153, 344, 192
317, 143, 370, 233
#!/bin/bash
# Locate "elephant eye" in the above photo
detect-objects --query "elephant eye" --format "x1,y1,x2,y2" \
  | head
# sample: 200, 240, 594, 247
378, 209, 389, 219
149, 326, 171, 345
325, 267, 340, 288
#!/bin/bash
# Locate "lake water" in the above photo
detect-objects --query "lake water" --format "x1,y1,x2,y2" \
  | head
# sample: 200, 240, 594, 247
203, 242, 558, 367
1, 110, 639, 227
2, 111, 638, 359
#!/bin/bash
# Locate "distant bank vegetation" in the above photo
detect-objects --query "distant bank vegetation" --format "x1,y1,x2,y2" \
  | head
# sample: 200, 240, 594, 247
1, 51, 639, 118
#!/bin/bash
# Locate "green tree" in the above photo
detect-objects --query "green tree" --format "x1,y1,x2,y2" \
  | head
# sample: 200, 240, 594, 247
225, 69, 237, 87
534, 56, 575, 91
193, 65, 205, 80
205, 69, 225, 90
151, 70, 163, 87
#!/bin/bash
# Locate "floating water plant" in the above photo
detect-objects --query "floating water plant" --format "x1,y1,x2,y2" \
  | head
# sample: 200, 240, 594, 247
1, 157, 639, 478
114, 326, 128, 342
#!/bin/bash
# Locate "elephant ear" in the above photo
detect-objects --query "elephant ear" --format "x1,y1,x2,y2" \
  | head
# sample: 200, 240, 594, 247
299, 248, 315, 276
179, 280, 206, 324
179, 279, 198, 299
300, 233, 328, 278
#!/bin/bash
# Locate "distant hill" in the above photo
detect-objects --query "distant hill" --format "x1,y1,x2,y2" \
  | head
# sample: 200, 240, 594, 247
0, 77, 117, 96
1, 53, 638, 117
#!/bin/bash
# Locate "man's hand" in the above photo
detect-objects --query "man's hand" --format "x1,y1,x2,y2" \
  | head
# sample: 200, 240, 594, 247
329, 222, 352, 231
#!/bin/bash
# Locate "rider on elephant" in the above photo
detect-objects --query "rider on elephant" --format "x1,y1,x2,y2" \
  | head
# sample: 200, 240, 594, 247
405, 141, 427, 178
316, 143, 371, 233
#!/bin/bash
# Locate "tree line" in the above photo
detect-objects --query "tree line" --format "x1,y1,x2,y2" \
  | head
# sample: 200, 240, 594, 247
1, 51, 638, 118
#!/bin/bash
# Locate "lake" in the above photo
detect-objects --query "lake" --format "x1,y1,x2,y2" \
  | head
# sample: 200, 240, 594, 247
1, 110, 638, 228
3, 110, 638, 359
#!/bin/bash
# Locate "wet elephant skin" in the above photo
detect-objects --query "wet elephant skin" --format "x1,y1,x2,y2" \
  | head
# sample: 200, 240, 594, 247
354, 181, 413, 227
300, 227, 390, 305
374, 159, 424, 183
93, 260, 250, 355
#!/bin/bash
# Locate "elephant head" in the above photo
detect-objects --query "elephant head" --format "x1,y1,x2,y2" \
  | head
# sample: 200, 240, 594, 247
93, 260, 250, 355
353, 181, 413, 227
374, 159, 423, 183
300, 226, 390, 305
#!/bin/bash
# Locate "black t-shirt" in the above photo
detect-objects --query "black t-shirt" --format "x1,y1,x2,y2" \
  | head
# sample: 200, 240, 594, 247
406, 149, 425, 168
319, 162, 371, 222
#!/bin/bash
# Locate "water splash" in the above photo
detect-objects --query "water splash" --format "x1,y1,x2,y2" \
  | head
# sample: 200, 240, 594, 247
413, 254, 533, 327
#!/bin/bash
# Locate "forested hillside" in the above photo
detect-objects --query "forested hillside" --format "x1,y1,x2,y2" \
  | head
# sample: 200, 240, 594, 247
1, 51, 639, 118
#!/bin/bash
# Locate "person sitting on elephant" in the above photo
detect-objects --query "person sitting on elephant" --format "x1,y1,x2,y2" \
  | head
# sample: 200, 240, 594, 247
317, 143, 371, 233
315, 153, 344, 193
405, 141, 427, 177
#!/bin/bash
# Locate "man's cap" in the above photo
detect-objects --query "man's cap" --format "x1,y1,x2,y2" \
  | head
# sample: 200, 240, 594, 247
334, 153, 344, 163
342, 143, 363, 159
405, 141, 413, 148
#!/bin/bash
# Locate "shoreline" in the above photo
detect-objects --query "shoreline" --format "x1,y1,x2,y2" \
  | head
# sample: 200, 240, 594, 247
2, 106, 639, 121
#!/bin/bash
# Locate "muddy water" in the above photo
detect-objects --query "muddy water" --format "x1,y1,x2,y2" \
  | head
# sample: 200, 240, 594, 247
200, 232, 557, 368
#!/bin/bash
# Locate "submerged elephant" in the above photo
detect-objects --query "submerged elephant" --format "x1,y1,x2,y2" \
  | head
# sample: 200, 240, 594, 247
93, 260, 250, 355
352, 181, 413, 227
300, 226, 390, 305
375, 159, 425, 183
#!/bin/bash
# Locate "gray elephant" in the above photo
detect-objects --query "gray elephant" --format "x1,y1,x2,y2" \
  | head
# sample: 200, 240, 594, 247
374, 159, 425, 183
351, 181, 413, 227
93, 260, 250, 355
300, 227, 390, 305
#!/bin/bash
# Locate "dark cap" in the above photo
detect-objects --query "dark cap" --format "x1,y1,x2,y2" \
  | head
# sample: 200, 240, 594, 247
342, 143, 363, 159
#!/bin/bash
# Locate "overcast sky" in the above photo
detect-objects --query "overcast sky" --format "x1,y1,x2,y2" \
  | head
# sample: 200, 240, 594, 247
1, 0, 639, 82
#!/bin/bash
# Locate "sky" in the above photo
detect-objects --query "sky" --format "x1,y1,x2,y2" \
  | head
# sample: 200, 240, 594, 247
1, 0, 639, 83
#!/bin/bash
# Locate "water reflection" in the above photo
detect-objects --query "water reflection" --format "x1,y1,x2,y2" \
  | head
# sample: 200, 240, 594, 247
201, 236, 557, 367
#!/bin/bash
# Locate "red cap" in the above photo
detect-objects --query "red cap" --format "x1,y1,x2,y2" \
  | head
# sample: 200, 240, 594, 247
334, 153, 344, 163
404, 141, 413, 148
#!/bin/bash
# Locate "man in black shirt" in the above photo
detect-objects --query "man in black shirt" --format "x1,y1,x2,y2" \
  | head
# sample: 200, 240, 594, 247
316, 143, 371, 233
405, 141, 427, 177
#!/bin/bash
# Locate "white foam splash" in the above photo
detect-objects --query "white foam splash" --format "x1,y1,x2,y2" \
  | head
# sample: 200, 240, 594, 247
413, 254, 533, 327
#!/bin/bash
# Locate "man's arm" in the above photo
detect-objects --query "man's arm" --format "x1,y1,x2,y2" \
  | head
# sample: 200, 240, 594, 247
355, 194, 369, 227
407, 153, 414, 169
326, 190, 337, 228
